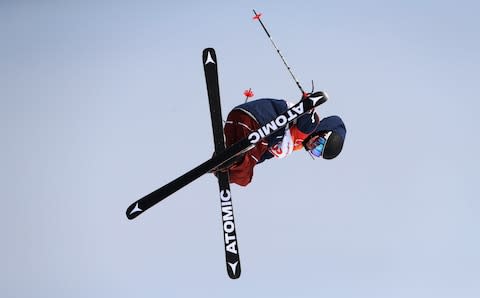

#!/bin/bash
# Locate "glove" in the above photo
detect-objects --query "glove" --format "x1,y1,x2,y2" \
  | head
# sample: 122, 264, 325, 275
209, 154, 244, 174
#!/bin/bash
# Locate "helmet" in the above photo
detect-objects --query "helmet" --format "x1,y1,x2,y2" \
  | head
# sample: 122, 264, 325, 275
303, 115, 346, 159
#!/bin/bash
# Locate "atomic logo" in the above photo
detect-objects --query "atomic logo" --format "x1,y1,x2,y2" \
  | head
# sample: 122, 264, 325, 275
248, 103, 305, 144
228, 261, 239, 275
309, 94, 324, 105
205, 51, 216, 65
129, 203, 142, 216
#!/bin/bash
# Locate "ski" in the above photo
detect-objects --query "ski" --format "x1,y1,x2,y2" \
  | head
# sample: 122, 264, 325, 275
126, 78, 327, 221
203, 48, 241, 279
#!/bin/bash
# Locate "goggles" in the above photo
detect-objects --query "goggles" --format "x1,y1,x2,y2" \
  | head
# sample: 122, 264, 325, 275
309, 131, 332, 158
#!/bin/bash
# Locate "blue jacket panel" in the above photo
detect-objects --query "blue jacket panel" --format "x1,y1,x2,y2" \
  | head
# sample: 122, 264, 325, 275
232, 98, 320, 164
233, 98, 288, 148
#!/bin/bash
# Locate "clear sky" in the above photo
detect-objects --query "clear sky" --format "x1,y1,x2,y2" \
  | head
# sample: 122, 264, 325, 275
1, 1, 479, 297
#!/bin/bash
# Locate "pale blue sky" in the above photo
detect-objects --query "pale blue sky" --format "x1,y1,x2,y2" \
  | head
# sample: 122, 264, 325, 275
1, 1, 479, 297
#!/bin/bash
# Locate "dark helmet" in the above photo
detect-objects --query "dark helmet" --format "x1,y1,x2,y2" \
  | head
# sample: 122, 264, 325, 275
303, 115, 346, 159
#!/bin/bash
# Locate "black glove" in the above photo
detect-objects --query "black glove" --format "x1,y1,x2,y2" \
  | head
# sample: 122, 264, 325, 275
210, 154, 244, 174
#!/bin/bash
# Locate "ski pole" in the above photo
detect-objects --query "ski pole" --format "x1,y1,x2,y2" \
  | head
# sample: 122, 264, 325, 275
252, 9, 307, 97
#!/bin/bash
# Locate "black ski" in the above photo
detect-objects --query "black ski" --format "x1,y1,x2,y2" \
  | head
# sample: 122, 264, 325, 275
203, 48, 241, 279
126, 77, 327, 221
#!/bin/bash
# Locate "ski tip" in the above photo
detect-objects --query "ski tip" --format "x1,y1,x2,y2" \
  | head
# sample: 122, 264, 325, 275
229, 273, 241, 280
203, 48, 217, 65
126, 202, 144, 220
227, 262, 241, 279
308, 91, 328, 107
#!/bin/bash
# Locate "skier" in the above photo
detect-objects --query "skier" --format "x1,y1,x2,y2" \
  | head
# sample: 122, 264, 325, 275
216, 96, 346, 186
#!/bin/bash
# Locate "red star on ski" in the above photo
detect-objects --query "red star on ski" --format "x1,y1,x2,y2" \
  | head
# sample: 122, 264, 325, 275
253, 12, 262, 20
